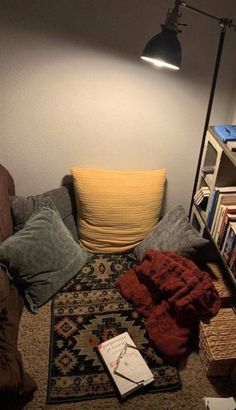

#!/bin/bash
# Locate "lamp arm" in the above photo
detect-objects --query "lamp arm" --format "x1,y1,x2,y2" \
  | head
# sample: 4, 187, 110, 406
180, 1, 236, 30
180, 2, 222, 23
188, 28, 226, 218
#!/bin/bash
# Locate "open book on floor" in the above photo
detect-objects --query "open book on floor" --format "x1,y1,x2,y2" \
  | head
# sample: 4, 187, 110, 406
97, 331, 154, 399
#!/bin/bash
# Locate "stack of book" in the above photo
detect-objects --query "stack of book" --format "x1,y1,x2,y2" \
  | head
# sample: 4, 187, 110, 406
194, 187, 210, 207
206, 186, 236, 276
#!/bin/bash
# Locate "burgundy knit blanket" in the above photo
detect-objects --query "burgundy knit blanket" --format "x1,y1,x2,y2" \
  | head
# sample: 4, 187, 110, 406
116, 250, 221, 364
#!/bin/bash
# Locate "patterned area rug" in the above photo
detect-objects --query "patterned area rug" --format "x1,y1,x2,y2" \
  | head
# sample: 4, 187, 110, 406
47, 253, 181, 403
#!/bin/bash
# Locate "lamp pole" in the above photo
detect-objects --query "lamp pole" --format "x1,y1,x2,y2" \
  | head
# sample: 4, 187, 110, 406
179, 3, 236, 218
141, 1, 236, 217
188, 27, 226, 218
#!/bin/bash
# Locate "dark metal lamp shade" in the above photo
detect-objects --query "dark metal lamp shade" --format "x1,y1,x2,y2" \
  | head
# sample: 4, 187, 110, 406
141, 28, 182, 70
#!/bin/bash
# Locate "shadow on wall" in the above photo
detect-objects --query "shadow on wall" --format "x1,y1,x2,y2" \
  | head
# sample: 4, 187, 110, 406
0, 0, 165, 61
61, 174, 77, 218
62, 174, 73, 187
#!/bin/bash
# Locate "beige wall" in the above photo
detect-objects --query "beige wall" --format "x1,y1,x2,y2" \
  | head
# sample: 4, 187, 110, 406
1, 0, 236, 213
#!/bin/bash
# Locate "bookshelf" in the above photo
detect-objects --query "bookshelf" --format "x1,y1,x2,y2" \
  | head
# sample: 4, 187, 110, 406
190, 126, 236, 288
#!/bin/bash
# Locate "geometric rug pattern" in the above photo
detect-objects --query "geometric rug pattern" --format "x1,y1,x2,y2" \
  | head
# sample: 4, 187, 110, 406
47, 253, 181, 403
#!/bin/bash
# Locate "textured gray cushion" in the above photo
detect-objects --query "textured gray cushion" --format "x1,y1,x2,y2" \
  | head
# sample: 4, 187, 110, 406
0, 198, 89, 312
10, 186, 78, 240
134, 205, 209, 262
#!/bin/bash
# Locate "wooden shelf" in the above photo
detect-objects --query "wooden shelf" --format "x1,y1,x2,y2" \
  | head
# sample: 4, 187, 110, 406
190, 126, 236, 289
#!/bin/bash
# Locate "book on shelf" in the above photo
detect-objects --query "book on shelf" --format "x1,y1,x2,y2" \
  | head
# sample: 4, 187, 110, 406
218, 213, 236, 251
212, 204, 227, 243
214, 124, 236, 143
194, 186, 210, 207
229, 243, 236, 277
217, 206, 236, 249
206, 186, 236, 232
206, 188, 218, 229
211, 191, 236, 237
97, 332, 154, 399
211, 193, 236, 239
221, 221, 236, 265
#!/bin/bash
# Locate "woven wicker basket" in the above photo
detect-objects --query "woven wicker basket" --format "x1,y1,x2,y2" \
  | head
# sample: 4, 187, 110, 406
199, 308, 236, 376
206, 262, 234, 301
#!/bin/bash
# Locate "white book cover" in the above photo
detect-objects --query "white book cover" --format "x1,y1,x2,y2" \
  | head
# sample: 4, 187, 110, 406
97, 332, 154, 398
202, 396, 236, 410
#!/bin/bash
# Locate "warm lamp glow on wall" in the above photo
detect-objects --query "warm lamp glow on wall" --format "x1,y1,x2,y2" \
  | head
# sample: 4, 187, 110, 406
141, 0, 236, 215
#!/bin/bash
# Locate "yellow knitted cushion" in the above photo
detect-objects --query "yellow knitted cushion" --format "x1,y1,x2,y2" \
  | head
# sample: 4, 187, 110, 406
71, 167, 166, 253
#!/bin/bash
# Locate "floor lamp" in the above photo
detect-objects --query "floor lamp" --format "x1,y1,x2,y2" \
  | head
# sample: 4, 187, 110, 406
141, 0, 236, 218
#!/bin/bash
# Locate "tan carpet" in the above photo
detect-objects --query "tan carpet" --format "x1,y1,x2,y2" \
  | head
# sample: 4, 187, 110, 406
18, 302, 234, 410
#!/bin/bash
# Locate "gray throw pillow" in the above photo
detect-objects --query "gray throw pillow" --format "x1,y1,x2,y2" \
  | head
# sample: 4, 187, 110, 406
10, 186, 78, 240
0, 198, 89, 312
134, 205, 209, 262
